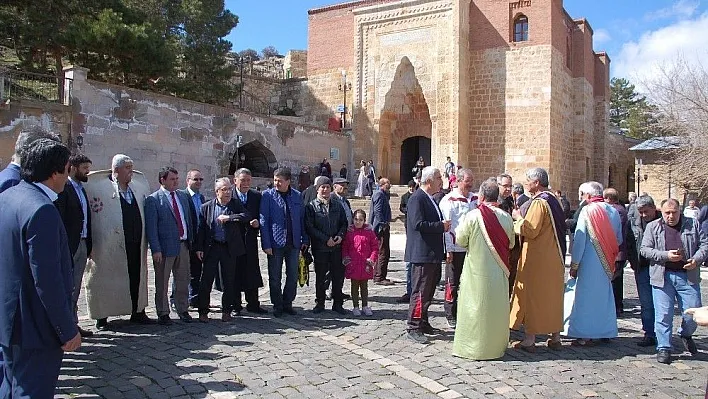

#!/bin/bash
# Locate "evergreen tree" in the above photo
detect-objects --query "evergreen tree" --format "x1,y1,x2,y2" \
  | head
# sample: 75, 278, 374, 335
610, 77, 661, 139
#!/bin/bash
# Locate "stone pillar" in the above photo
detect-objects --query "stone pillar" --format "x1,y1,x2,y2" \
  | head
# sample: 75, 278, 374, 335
62, 65, 89, 106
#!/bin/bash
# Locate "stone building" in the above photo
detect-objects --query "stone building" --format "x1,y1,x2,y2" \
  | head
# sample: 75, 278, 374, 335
306, 0, 635, 198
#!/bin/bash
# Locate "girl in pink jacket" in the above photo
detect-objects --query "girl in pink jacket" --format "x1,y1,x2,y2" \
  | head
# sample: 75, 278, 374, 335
343, 209, 379, 316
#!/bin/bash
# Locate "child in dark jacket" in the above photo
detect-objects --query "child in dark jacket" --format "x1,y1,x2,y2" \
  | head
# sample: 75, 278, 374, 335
343, 209, 379, 316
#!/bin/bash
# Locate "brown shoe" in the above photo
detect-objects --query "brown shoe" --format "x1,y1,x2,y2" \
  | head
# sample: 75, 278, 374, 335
511, 340, 536, 353
547, 338, 564, 350
221, 313, 233, 322
198, 314, 209, 323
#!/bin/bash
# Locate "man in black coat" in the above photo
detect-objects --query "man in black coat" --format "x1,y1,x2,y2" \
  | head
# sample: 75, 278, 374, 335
195, 177, 247, 323
54, 153, 94, 337
404, 166, 451, 344
232, 168, 267, 314
305, 177, 349, 315
370, 178, 392, 284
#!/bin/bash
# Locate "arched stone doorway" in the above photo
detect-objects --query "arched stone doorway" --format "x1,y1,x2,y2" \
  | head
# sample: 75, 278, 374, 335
400, 136, 431, 184
378, 57, 432, 184
228, 140, 278, 177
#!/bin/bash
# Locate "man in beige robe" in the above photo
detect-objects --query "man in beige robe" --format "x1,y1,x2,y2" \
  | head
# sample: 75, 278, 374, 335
509, 167, 566, 352
83, 154, 152, 329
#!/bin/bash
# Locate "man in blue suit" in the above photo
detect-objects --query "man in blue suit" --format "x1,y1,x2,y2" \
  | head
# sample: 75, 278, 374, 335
260, 168, 309, 318
144, 167, 197, 325
404, 166, 451, 344
0, 138, 82, 397
0, 125, 60, 194
369, 177, 392, 284
180, 169, 206, 308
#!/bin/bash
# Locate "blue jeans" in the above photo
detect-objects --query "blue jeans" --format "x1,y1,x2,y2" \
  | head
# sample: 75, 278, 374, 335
406, 262, 412, 297
267, 246, 300, 311
652, 270, 702, 351
634, 267, 655, 338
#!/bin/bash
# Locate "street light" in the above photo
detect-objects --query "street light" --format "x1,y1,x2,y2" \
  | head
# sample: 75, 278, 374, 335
338, 70, 352, 130
636, 158, 643, 194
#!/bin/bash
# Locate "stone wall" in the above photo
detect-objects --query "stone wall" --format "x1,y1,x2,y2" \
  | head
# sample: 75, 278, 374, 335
3, 67, 352, 193
284, 50, 308, 79
236, 75, 308, 116
0, 100, 72, 167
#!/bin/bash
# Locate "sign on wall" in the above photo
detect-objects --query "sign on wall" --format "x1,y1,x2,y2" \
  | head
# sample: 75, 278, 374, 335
330, 147, 340, 160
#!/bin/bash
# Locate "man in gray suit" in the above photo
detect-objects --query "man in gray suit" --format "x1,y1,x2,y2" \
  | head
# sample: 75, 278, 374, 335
145, 167, 197, 325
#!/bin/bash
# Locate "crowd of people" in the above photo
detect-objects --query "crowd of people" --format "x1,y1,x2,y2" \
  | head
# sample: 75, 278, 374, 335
1, 126, 707, 394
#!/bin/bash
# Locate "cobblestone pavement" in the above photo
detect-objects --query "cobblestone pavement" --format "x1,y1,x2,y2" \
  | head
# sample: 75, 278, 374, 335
57, 235, 708, 399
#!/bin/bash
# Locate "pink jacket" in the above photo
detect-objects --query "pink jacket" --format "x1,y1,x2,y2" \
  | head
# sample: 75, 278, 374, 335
343, 225, 379, 281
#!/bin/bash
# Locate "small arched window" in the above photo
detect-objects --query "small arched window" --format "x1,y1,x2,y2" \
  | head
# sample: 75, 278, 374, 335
514, 15, 529, 42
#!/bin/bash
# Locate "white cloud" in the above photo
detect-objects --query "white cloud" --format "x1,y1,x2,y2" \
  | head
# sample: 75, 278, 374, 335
593, 28, 611, 46
644, 0, 699, 21
613, 12, 708, 91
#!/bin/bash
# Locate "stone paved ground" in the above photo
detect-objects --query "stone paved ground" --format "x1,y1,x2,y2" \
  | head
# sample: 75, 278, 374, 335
57, 235, 708, 399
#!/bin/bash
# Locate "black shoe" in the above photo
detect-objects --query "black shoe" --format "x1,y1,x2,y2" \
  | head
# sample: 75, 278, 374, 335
130, 312, 154, 324
273, 310, 283, 318
407, 330, 428, 344
682, 336, 698, 355
396, 294, 410, 304
158, 315, 173, 326
283, 307, 297, 316
332, 306, 347, 315
78, 327, 94, 337
342, 293, 351, 301
421, 324, 442, 335
657, 349, 671, 364
312, 305, 325, 314
637, 336, 657, 347
247, 306, 268, 314
95, 318, 108, 330
178, 312, 192, 323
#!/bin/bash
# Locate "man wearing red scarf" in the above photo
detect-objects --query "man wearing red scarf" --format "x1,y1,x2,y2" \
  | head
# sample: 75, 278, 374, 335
562, 182, 623, 345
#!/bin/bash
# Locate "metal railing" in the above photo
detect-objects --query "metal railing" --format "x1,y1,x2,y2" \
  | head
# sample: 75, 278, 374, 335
0, 68, 72, 105
236, 90, 274, 116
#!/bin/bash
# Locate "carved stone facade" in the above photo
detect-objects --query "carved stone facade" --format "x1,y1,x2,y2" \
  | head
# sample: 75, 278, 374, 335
307, 0, 635, 199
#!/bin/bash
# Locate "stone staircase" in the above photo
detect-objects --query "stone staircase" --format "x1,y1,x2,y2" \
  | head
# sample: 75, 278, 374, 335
348, 185, 409, 234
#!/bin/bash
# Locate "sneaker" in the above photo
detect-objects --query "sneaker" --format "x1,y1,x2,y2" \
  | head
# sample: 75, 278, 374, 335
637, 336, 657, 347
362, 306, 373, 316
656, 349, 671, 364
352, 307, 361, 316
406, 330, 428, 344
446, 317, 456, 329
682, 336, 698, 355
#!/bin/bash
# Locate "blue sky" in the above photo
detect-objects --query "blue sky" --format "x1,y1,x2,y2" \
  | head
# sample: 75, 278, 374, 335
225, 0, 708, 81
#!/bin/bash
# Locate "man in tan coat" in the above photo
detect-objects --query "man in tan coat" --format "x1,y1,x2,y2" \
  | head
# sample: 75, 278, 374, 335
83, 154, 152, 330
509, 168, 566, 352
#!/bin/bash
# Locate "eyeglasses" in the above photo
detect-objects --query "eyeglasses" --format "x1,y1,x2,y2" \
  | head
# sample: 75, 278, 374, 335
191, 178, 204, 181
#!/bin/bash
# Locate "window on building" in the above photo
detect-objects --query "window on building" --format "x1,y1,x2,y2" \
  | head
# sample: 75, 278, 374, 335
514, 16, 529, 42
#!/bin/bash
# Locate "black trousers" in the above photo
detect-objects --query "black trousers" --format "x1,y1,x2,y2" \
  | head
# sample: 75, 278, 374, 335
407, 262, 441, 331
374, 226, 390, 281
198, 243, 236, 314
188, 250, 203, 306
125, 240, 142, 313
612, 261, 625, 310
314, 250, 344, 307
444, 252, 466, 320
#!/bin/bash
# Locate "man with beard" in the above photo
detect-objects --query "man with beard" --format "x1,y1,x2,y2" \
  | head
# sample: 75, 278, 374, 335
232, 168, 267, 314
55, 154, 94, 337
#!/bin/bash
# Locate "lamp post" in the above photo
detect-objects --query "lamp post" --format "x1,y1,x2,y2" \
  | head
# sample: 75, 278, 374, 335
636, 158, 643, 194
338, 70, 352, 130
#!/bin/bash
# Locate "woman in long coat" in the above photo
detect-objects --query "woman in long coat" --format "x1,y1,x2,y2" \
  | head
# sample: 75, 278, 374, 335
355, 160, 371, 198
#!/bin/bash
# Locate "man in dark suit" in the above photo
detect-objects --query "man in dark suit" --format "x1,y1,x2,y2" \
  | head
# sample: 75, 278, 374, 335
513, 183, 530, 208
370, 177, 393, 284
0, 138, 81, 397
144, 167, 197, 325
232, 168, 267, 314
405, 166, 451, 344
181, 169, 206, 308
54, 153, 94, 338
195, 177, 246, 322
0, 125, 59, 193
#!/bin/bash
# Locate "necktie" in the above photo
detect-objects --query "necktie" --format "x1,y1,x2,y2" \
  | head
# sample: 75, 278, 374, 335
171, 192, 185, 238
240, 192, 247, 205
